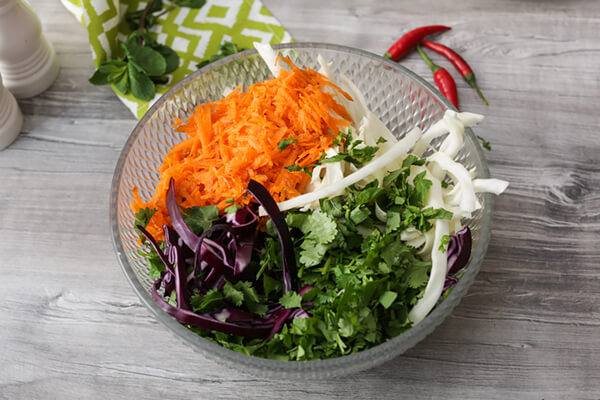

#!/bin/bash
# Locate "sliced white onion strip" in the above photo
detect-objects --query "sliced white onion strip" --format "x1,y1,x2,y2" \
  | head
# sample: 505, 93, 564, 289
260, 126, 422, 215
473, 178, 509, 195
254, 42, 284, 78
427, 152, 480, 213
408, 172, 449, 324
413, 111, 484, 157
439, 111, 465, 159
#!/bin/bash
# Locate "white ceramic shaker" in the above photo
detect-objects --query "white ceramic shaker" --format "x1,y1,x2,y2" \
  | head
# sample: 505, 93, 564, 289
0, 0, 60, 98
0, 72, 23, 150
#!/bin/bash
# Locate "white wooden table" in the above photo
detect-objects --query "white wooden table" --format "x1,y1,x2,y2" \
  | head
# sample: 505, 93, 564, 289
1, 1, 599, 398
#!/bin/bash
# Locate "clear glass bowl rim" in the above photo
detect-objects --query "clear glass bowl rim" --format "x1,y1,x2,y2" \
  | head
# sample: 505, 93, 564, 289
109, 42, 493, 379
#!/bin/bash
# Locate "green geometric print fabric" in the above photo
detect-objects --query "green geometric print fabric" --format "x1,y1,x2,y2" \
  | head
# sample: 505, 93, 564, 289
60, 0, 292, 118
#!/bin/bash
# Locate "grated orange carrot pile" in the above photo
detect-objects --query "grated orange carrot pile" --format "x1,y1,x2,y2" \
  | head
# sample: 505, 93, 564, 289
132, 58, 353, 241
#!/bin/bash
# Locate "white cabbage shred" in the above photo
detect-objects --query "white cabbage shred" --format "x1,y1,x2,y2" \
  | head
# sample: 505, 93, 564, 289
255, 44, 509, 325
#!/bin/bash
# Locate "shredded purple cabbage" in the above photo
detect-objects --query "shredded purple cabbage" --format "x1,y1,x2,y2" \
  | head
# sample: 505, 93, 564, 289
443, 226, 472, 291
246, 180, 296, 293
137, 178, 303, 339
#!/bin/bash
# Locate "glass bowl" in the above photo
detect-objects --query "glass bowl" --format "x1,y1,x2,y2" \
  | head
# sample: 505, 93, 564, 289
110, 43, 493, 379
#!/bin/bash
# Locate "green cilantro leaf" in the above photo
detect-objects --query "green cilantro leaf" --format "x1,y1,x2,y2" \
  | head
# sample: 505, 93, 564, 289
439, 234, 451, 252
183, 205, 219, 235
405, 261, 432, 289
134, 207, 156, 242
224, 204, 242, 214
477, 135, 492, 151
379, 291, 398, 309
279, 291, 303, 309
190, 288, 224, 313
167, 290, 177, 307
222, 281, 244, 307
277, 137, 297, 150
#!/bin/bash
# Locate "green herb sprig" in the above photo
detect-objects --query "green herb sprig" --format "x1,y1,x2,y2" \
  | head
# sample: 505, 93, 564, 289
89, 0, 206, 101
197, 42, 247, 69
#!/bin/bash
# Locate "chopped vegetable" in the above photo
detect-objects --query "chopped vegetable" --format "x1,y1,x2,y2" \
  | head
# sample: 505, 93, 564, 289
131, 45, 509, 360
132, 57, 353, 241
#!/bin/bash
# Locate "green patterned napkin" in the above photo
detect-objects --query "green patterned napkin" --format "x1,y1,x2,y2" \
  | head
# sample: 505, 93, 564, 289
61, 0, 292, 118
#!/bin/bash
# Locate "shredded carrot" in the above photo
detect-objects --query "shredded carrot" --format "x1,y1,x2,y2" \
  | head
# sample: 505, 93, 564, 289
132, 59, 352, 241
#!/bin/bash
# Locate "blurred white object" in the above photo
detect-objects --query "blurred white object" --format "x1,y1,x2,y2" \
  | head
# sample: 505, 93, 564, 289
0, 0, 60, 98
0, 72, 23, 150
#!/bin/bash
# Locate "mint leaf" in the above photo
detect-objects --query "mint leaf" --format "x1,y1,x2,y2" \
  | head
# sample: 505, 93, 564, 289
153, 44, 179, 73
197, 41, 246, 68
89, 70, 110, 85
123, 42, 167, 76
98, 60, 127, 74
173, 0, 206, 8
111, 70, 129, 94
279, 291, 303, 309
128, 62, 155, 101
124, 0, 162, 29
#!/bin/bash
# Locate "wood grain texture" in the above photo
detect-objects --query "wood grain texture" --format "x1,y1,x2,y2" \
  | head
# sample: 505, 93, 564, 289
0, 1, 599, 399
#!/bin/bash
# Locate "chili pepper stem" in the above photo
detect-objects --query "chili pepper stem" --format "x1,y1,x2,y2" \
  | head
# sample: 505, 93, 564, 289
465, 73, 489, 105
416, 45, 440, 73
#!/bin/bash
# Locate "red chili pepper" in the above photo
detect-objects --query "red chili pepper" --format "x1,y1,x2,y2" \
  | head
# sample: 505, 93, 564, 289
416, 45, 459, 109
421, 40, 488, 105
384, 25, 451, 62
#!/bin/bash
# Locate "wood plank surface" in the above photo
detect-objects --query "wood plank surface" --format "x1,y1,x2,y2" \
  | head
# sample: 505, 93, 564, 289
0, 1, 598, 399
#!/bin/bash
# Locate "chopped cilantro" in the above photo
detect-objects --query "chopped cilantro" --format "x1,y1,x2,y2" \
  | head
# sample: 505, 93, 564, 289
277, 137, 297, 150
134, 206, 156, 242
141, 165, 456, 361
477, 135, 492, 151
279, 291, 303, 309
439, 234, 451, 252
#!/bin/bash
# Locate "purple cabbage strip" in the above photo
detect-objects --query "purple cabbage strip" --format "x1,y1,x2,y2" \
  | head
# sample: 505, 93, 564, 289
162, 225, 191, 310
246, 179, 296, 293
266, 309, 292, 341
140, 178, 306, 339
443, 226, 473, 292
151, 281, 272, 339
447, 226, 472, 275
443, 275, 459, 292
166, 178, 202, 250
137, 224, 172, 273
